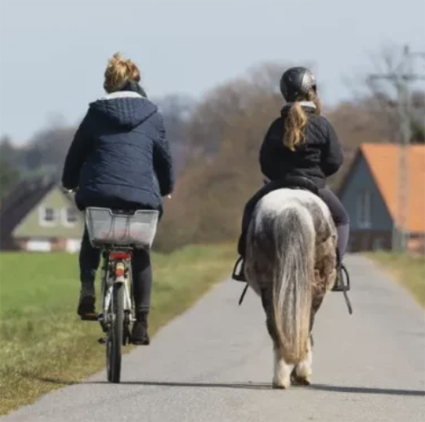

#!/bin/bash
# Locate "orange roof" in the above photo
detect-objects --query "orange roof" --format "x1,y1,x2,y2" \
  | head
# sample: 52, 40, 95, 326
361, 143, 425, 233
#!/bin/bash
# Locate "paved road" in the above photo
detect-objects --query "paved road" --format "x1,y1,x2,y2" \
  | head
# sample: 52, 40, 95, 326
3, 255, 425, 422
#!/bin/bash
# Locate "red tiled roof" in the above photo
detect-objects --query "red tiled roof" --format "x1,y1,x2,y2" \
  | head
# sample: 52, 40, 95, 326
360, 143, 425, 233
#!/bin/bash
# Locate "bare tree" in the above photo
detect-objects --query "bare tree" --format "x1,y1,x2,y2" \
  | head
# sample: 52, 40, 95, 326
365, 44, 425, 144
155, 94, 195, 175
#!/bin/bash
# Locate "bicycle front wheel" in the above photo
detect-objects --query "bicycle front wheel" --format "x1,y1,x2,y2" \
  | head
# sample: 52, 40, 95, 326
106, 283, 124, 383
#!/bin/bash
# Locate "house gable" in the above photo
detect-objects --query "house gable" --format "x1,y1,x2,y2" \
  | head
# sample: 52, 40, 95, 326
339, 153, 393, 232
13, 187, 84, 239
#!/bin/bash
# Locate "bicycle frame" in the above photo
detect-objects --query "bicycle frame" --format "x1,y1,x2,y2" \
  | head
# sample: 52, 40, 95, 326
99, 248, 135, 332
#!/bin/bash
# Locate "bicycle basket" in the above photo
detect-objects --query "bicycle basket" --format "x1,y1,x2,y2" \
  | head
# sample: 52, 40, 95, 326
85, 207, 159, 249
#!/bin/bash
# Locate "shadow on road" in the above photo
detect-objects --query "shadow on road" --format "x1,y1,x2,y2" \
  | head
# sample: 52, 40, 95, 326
88, 380, 271, 390
86, 380, 425, 396
309, 384, 425, 397
35, 376, 425, 397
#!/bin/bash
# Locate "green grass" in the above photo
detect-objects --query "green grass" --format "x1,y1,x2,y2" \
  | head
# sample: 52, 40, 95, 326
0, 244, 235, 415
367, 253, 425, 308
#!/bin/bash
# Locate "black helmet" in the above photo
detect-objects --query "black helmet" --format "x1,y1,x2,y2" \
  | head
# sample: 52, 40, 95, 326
280, 67, 317, 102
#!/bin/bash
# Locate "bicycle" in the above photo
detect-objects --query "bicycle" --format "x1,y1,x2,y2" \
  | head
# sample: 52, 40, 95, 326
85, 207, 159, 383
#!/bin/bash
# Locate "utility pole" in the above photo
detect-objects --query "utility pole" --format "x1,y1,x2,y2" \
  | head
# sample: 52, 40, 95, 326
368, 45, 425, 252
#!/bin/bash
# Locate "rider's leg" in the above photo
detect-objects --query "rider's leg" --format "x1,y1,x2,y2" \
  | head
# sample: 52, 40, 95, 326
234, 181, 283, 281
77, 227, 101, 317
131, 249, 152, 345
237, 195, 260, 257
317, 187, 350, 263
234, 194, 265, 281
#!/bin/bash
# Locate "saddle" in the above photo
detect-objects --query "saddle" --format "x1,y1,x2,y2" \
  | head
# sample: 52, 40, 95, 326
264, 175, 319, 195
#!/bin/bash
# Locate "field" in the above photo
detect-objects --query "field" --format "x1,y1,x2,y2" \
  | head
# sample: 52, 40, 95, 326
367, 253, 425, 308
0, 244, 235, 415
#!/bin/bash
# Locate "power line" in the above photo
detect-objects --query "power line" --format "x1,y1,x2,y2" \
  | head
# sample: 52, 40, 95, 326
368, 45, 425, 252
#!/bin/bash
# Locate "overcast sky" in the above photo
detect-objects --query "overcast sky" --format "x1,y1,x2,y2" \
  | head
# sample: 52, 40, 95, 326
0, 0, 424, 144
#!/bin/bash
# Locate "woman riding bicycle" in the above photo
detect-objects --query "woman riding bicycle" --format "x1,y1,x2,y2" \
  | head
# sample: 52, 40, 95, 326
62, 53, 174, 345
233, 66, 350, 284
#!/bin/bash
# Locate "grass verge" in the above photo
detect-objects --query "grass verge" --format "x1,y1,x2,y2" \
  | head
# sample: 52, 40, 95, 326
0, 244, 235, 415
367, 252, 425, 308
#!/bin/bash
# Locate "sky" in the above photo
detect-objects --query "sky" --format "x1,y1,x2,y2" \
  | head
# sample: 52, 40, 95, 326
0, 0, 424, 144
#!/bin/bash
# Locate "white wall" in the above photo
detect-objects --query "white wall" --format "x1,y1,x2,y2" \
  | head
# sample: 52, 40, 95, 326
26, 240, 52, 252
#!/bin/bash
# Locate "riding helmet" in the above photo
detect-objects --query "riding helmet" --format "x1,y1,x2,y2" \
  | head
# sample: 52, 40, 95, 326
280, 67, 317, 102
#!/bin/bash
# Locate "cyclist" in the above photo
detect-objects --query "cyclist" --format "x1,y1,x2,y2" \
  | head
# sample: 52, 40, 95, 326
62, 53, 174, 345
233, 67, 350, 286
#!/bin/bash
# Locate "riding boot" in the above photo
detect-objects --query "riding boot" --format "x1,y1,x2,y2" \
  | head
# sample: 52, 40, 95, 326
131, 311, 150, 345
77, 274, 97, 320
332, 250, 348, 292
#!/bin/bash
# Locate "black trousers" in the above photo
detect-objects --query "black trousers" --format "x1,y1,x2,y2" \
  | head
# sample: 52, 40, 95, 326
79, 228, 152, 314
237, 182, 350, 262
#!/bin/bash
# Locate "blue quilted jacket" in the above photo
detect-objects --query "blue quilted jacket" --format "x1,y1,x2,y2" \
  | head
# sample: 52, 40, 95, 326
62, 91, 174, 211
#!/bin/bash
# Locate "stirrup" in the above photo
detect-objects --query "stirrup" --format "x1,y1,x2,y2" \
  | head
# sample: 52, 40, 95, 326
332, 264, 350, 292
332, 264, 353, 315
232, 256, 247, 282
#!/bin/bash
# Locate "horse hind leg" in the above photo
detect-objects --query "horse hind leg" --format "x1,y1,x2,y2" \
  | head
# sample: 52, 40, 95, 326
291, 335, 313, 386
292, 289, 320, 386
260, 289, 292, 389
290, 262, 329, 387
273, 347, 294, 389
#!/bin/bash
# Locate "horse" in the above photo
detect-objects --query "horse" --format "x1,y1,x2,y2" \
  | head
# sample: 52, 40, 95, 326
245, 188, 337, 389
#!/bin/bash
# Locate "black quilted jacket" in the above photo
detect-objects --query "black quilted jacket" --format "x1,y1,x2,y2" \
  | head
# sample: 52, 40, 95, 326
260, 105, 343, 188
62, 91, 174, 211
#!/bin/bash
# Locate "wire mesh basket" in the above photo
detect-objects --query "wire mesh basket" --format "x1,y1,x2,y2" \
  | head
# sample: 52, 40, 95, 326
85, 207, 159, 249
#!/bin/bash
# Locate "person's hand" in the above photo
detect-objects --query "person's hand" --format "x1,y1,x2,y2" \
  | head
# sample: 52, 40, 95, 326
62, 186, 77, 194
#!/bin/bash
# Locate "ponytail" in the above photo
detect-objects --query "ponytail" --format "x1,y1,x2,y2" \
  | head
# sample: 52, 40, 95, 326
283, 90, 322, 151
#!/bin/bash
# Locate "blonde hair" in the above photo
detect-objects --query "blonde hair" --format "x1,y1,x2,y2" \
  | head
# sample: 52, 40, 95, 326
103, 53, 141, 93
284, 90, 322, 151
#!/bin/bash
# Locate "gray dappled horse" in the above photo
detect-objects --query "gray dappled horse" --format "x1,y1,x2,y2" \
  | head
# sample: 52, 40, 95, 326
245, 188, 337, 389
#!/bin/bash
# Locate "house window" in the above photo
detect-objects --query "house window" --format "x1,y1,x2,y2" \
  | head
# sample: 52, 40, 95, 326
357, 190, 372, 228
39, 207, 57, 226
62, 208, 78, 226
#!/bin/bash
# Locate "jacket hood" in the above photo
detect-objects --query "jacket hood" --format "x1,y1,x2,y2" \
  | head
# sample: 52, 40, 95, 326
90, 92, 158, 129
281, 101, 317, 117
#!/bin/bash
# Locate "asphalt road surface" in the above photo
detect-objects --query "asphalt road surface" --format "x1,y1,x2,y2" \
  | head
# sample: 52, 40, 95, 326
2, 255, 425, 422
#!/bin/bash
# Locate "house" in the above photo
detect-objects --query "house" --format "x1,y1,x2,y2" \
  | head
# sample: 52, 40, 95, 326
338, 143, 425, 254
0, 176, 84, 252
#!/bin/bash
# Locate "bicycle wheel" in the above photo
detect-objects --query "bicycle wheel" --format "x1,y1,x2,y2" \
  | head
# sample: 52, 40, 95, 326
106, 283, 124, 383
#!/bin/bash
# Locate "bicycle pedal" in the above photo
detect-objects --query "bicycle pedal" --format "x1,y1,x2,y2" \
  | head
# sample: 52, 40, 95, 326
98, 337, 107, 344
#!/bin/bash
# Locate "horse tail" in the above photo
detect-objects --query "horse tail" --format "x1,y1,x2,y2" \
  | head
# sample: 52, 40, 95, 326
271, 205, 315, 364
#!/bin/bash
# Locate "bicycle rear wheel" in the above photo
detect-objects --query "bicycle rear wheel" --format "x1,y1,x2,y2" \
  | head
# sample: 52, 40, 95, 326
107, 283, 124, 383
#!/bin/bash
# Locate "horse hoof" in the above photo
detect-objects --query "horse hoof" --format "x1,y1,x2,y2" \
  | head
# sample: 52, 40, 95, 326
272, 381, 290, 390
291, 375, 311, 386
